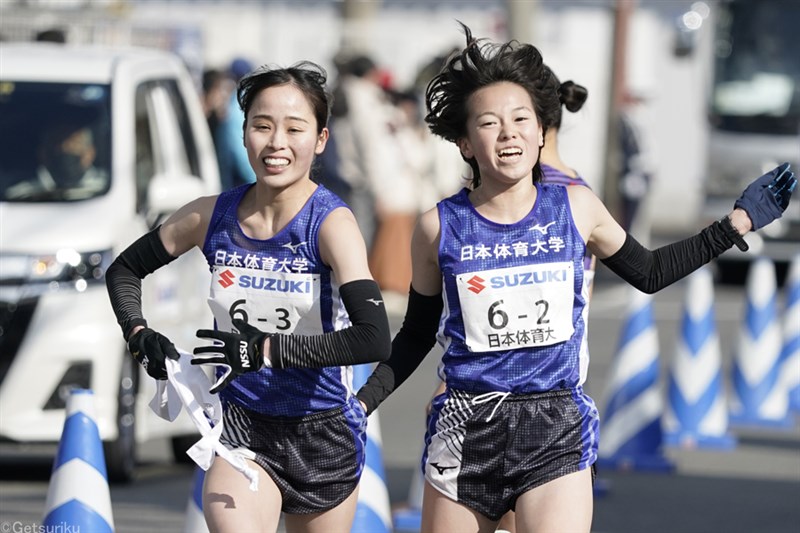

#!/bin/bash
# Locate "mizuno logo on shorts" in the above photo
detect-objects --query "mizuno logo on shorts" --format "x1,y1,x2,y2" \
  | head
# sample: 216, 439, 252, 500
430, 462, 457, 475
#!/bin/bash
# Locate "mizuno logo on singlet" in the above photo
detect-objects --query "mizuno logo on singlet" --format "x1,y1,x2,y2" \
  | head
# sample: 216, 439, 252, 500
529, 221, 556, 234
218, 270, 235, 288
430, 462, 457, 475
282, 241, 306, 254
366, 298, 383, 306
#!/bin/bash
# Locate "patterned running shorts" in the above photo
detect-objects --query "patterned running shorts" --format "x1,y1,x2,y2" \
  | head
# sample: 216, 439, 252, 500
423, 387, 599, 521
220, 397, 367, 514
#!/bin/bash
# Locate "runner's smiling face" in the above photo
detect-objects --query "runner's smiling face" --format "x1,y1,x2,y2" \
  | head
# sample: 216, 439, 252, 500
244, 83, 328, 189
457, 81, 543, 186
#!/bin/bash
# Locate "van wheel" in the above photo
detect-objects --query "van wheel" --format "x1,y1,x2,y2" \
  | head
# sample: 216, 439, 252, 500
171, 434, 200, 464
104, 353, 137, 484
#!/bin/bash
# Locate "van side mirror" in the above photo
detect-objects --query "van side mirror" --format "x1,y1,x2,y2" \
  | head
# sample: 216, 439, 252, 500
146, 173, 207, 227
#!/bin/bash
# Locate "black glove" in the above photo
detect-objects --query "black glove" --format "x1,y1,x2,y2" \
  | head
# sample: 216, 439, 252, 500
192, 318, 269, 394
734, 163, 796, 231
127, 328, 179, 380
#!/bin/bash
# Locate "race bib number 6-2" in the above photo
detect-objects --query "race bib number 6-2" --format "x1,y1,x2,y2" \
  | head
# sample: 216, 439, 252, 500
455, 262, 575, 352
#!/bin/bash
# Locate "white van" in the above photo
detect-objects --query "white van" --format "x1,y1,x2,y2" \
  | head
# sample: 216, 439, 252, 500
0, 43, 221, 482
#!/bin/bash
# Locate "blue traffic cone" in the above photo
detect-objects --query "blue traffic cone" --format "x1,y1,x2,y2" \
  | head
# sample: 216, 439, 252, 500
730, 258, 792, 427
392, 443, 424, 532
43, 389, 115, 533
597, 289, 673, 472
351, 364, 392, 533
782, 254, 800, 413
184, 467, 209, 533
664, 267, 736, 449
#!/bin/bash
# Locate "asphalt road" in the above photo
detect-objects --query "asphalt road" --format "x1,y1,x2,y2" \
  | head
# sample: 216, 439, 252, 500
1, 274, 799, 533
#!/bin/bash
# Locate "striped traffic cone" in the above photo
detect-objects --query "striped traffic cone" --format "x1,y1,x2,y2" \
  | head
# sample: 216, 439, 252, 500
43, 389, 115, 533
782, 254, 800, 413
597, 289, 673, 471
351, 364, 392, 533
664, 267, 736, 449
391, 443, 424, 532
184, 467, 209, 533
730, 258, 793, 427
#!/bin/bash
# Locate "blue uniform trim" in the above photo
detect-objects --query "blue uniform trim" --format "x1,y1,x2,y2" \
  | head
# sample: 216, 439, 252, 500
436, 184, 588, 393
202, 184, 354, 416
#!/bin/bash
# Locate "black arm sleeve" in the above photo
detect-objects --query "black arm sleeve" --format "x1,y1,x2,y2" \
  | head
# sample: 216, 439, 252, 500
600, 217, 738, 294
356, 287, 443, 415
105, 226, 177, 340
270, 279, 392, 369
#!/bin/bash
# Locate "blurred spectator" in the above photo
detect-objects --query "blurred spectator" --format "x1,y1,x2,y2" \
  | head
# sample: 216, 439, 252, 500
6, 114, 108, 200
617, 91, 654, 243
314, 55, 353, 202
368, 89, 425, 298
412, 49, 471, 212
36, 28, 66, 43
201, 67, 237, 189
329, 53, 401, 249
214, 57, 256, 189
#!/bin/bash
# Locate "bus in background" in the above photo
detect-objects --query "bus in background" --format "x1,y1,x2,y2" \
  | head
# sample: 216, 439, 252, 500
700, 0, 800, 281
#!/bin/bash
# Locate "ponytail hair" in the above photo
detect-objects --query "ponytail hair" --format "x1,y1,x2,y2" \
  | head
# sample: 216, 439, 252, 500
559, 80, 588, 113
542, 64, 589, 130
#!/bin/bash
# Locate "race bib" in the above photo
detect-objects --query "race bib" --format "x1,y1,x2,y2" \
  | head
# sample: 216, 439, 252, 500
455, 262, 575, 352
208, 265, 321, 335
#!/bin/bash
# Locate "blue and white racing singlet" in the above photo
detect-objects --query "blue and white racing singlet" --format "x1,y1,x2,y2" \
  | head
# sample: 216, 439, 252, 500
202, 184, 353, 417
437, 184, 589, 394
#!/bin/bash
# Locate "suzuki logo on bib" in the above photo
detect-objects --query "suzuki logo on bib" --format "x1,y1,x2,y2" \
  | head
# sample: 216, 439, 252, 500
489, 268, 568, 289
239, 275, 312, 294
467, 275, 486, 294
218, 270, 235, 288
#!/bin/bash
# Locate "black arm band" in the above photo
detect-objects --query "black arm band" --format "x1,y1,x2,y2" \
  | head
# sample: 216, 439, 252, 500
106, 226, 177, 340
356, 287, 443, 415
270, 279, 392, 369
718, 215, 749, 252
600, 218, 736, 293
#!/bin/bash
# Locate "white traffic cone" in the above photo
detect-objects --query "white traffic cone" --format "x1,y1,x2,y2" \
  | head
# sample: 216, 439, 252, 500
351, 364, 392, 533
664, 267, 736, 449
597, 289, 673, 471
43, 389, 115, 532
782, 254, 800, 413
184, 467, 209, 533
730, 258, 792, 427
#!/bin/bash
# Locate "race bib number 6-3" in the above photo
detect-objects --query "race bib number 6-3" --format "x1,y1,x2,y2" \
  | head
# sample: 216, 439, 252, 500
456, 262, 575, 352
208, 265, 321, 335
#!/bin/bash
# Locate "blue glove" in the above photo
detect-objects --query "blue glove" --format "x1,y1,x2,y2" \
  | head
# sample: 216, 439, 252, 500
734, 163, 796, 231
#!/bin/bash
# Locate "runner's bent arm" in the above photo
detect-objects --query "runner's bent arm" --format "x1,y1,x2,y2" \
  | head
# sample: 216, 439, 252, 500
568, 185, 750, 294
265, 207, 392, 369
357, 207, 444, 414
106, 196, 216, 339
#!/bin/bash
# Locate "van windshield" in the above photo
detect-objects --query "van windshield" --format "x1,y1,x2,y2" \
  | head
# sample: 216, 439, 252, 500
710, 0, 800, 134
0, 81, 111, 202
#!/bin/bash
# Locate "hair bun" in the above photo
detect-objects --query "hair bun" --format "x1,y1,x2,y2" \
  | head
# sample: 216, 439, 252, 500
559, 81, 588, 112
